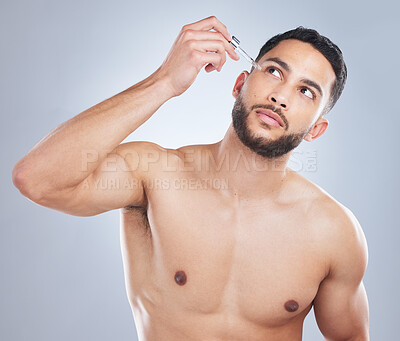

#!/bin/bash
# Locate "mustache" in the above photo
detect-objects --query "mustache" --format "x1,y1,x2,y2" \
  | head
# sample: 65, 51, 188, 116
250, 104, 288, 129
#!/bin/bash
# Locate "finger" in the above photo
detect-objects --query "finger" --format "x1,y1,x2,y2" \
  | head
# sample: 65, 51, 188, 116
183, 16, 232, 43
205, 64, 217, 73
182, 30, 239, 61
196, 51, 223, 72
187, 40, 227, 70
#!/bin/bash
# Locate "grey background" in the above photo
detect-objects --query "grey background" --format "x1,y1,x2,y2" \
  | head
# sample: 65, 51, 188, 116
1, 0, 399, 340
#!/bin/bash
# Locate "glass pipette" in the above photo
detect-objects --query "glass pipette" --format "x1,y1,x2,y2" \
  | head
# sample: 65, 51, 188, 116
229, 36, 262, 70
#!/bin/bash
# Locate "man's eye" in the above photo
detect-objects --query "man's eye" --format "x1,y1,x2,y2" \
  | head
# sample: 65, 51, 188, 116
301, 87, 314, 99
267, 67, 280, 78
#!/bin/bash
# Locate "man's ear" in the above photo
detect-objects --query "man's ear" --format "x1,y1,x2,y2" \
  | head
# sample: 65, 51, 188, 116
304, 116, 329, 141
232, 71, 249, 99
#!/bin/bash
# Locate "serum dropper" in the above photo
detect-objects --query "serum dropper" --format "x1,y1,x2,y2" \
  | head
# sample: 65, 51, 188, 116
229, 36, 262, 70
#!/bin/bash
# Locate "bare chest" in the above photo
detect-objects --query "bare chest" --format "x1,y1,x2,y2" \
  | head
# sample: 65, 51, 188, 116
121, 188, 328, 328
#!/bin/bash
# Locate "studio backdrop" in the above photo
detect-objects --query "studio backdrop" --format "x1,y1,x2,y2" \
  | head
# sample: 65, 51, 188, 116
1, 0, 399, 340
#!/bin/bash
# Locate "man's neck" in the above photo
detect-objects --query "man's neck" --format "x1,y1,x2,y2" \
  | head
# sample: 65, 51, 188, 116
213, 124, 293, 201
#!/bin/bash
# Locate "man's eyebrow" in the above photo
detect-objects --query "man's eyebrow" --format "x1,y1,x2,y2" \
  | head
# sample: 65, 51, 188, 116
300, 78, 323, 97
261, 57, 291, 72
261, 57, 323, 97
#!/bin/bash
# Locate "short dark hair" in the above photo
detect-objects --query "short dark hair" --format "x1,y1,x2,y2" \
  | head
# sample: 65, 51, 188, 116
254, 27, 347, 115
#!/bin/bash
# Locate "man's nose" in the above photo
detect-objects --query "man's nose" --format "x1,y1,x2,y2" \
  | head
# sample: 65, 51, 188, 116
268, 91, 289, 109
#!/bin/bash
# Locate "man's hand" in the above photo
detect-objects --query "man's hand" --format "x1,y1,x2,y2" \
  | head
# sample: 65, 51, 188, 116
158, 16, 240, 97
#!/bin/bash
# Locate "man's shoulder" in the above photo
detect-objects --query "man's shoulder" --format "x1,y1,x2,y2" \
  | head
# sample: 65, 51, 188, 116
116, 141, 185, 173
286, 169, 332, 210
116, 141, 216, 180
117, 140, 182, 158
117, 140, 213, 159
291, 171, 368, 271
289, 170, 365, 241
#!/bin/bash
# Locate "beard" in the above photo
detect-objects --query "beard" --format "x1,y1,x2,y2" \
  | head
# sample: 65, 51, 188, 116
231, 93, 310, 159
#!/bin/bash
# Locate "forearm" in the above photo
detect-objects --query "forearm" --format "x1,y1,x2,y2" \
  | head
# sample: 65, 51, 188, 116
13, 68, 172, 199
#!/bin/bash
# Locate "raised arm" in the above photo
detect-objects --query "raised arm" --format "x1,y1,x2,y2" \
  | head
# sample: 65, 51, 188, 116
313, 207, 369, 341
12, 16, 239, 216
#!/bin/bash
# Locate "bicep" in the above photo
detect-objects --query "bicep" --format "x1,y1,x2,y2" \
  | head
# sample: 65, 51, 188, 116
37, 142, 153, 216
69, 150, 146, 216
314, 277, 369, 340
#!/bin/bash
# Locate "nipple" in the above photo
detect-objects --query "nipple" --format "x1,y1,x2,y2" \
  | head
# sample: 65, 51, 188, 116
284, 300, 299, 312
174, 271, 187, 286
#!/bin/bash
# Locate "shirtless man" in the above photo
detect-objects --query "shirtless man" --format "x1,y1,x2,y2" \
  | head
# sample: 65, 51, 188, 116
12, 16, 369, 341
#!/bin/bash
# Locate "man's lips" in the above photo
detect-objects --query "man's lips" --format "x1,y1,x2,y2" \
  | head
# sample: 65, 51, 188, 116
255, 109, 284, 127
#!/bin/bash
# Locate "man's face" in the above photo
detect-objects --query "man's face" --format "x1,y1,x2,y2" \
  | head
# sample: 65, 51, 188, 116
231, 39, 336, 159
